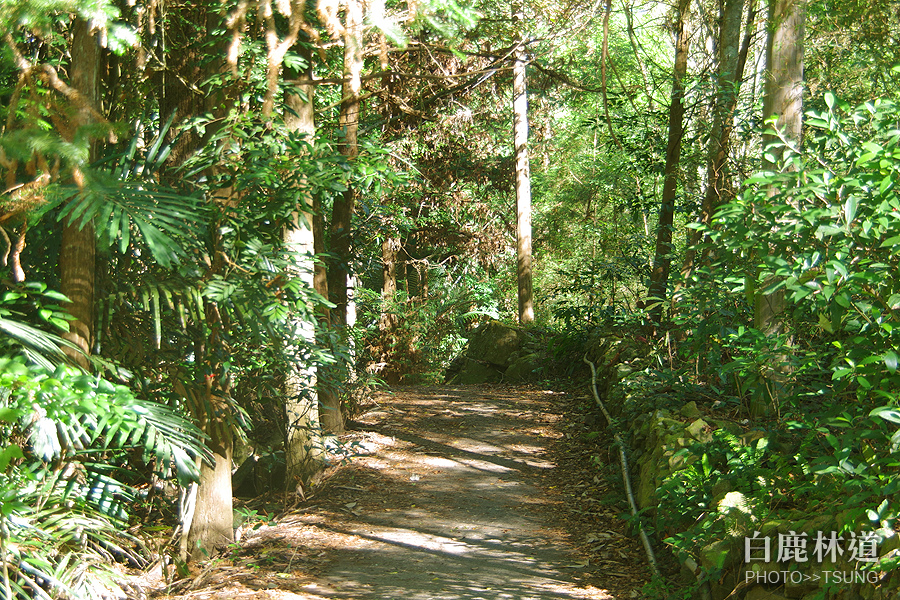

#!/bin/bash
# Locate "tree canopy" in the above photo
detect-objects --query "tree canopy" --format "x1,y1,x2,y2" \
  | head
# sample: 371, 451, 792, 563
1, 0, 900, 595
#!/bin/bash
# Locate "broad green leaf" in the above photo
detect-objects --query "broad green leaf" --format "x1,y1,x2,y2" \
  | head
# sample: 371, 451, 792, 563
844, 196, 858, 225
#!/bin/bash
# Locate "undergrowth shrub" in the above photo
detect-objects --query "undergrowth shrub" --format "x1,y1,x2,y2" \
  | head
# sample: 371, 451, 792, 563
635, 90, 900, 594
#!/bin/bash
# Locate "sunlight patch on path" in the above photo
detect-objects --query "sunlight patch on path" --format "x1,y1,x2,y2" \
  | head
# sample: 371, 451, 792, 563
311, 386, 616, 600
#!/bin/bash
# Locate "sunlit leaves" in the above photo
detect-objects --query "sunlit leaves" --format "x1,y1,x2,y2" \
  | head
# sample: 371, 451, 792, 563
0, 0, 138, 52
714, 93, 900, 408
55, 177, 205, 268
0, 354, 208, 599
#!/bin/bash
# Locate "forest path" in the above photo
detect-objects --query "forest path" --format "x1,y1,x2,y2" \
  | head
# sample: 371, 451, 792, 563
308, 385, 611, 600
160, 385, 648, 600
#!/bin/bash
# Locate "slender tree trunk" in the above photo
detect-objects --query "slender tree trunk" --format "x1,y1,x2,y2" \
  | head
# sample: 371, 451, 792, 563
624, 0, 654, 111
381, 235, 399, 331
59, 18, 100, 368
304, 44, 335, 429
761, 0, 804, 167
752, 0, 804, 416
513, 5, 534, 325
647, 0, 691, 326
379, 233, 400, 380
601, 0, 622, 149
283, 55, 334, 472
327, 0, 364, 328
159, 7, 238, 562
282, 210, 328, 482
682, 0, 755, 274
319, 0, 363, 431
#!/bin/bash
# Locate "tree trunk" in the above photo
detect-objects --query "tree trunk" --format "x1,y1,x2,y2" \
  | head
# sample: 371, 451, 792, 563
327, 0, 364, 328
752, 0, 804, 416
312, 192, 342, 433
379, 234, 401, 381
684, 0, 753, 271
282, 60, 333, 473
282, 213, 328, 485
184, 386, 234, 560
761, 0, 804, 166
646, 0, 691, 326
298, 52, 339, 433
59, 18, 100, 368
513, 6, 534, 325
381, 235, 399, 331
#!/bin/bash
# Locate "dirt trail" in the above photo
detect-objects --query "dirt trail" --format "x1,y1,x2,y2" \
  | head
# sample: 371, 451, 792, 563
309, 385, 611, 600
157, 385, 648, 600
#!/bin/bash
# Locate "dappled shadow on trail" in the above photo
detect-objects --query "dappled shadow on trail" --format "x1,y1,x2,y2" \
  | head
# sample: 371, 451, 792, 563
295, 385, 615, 600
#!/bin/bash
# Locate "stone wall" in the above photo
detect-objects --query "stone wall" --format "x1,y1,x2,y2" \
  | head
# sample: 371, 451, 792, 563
627, 405, 900, 600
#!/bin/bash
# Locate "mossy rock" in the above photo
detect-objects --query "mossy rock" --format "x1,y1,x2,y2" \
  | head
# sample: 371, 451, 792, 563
701, 538, 736, 571
465, 320, 526, 367
454, 358, 504, 384
686, 418, 711, 442
504, 353, 541, 382
680, 401, 701, 419
713, 419, 743, 435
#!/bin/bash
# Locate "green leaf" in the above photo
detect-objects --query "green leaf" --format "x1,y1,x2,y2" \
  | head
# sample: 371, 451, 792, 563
0, 444, 23, 471
844, 196, 858, 225
871, 406, 900, 424
886, 351, 899, 374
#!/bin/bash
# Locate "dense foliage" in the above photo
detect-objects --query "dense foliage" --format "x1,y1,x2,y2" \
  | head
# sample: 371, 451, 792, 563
1, 0, 899, 595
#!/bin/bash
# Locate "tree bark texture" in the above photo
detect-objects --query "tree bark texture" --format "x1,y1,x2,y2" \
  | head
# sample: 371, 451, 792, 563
756, 0, 804, 335
692, 0, 752, 262
752, 0, 804, 416
186, 422, 233, 560
761, 0, 804, 168
327, 0, 364, 328
283, 67, 336, 465
182, 381, 234, 561
512, 12, 534, 325
60, 18, 100, 367
647, 0, 691, 326
287, 47, 339, 432
381, 235, 399, 331
283, 209, 328, 480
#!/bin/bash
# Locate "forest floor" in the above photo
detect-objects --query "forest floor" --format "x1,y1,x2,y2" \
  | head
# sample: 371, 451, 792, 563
148, 384, 653, 600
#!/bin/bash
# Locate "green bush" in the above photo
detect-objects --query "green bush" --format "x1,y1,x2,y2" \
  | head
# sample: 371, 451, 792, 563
0, 285, 208, 599
647, 90, 900, 589
712, 92, 900, 414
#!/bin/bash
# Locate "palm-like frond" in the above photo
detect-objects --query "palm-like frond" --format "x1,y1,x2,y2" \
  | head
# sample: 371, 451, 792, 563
56, 175, 206, 269
0, 317, 71, 369
0, 283, 83, 369
50, 114, 207, 269
0, 356, 211, 599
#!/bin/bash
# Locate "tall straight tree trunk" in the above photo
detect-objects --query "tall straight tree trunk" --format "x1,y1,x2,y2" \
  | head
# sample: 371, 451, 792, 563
647, 0, 691, 326
60, 18, 99, 368
761, 0, 804, 167
752, 0, 804, 416
282, 54, 330, 483
328, 0, 364, 328
155, 5, 239, 561
512, 4, 534, 325
682, 0, 754, 273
